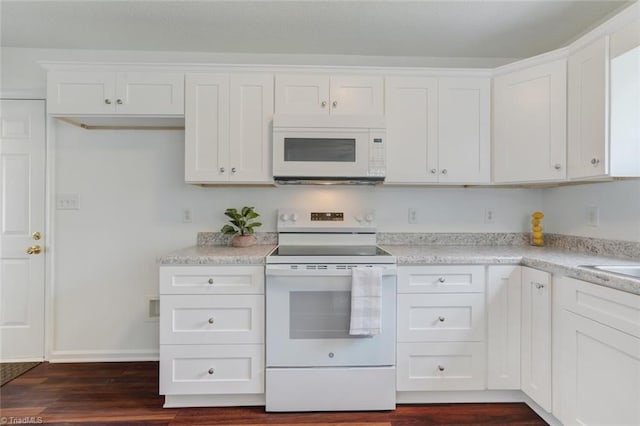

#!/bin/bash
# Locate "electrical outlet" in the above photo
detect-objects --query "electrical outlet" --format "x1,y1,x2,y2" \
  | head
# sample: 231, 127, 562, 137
182, 208, 193, 223
484, 208, 495, 224
56, 194, 79, 210
408, 208, 418, 224
587, 205, 599, 227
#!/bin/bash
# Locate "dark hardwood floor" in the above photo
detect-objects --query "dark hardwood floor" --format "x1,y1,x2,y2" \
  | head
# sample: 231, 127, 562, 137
0, 362, 547, 425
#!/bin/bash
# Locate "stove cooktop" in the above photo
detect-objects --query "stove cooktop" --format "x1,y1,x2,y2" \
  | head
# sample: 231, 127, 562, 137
270, 245, 392, 257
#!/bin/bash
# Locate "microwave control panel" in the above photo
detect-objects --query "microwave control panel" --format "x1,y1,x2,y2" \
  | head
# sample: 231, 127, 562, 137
368, 130, 386, 177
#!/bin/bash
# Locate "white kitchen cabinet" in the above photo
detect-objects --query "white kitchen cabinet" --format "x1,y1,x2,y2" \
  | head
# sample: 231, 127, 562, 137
397, 265, 486, 392
555, 276, 640, 426
275, 74, 383, 115
47, 71, 184, 115
184, 73, 274, 184
385, 76, 490, 184
159, 265, 265, 407
493, 59, 567, 183
567, 37, 609, 179
486, 265, 521, 390
520, 266, 552, 412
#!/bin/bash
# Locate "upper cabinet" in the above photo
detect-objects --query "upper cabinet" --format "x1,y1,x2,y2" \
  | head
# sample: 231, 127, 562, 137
47, 71, 184, 116
567, 38, 608, 179
385, 76, 490, 184
275, 74, 383, 115
184, 73, 274, 184
493, 59, 567, 184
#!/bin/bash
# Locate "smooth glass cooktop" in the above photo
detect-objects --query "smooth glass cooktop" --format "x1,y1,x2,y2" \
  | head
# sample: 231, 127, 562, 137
271, 245, 392, 257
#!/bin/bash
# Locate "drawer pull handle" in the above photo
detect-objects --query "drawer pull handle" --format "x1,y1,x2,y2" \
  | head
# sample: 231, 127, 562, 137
438, 365, 445, 372
208, 317, 215, 324
208, 368, 215, 375
208, 278, 214, 284
438, 277, 446, 283
534, 282, 544, 289
438, 316, 445, 322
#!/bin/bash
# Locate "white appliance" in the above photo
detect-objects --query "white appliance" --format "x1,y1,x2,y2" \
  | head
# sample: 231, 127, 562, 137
265, 208, 397, 412
272, 115, 386, 184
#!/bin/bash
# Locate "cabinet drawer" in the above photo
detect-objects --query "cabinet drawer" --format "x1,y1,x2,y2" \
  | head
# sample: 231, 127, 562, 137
398, 266, 485, 293
397, 293, 485, 342
556, 276, 640, 338
160, 266, 264, 295
160, 344, 264, 395
397, 342, 486, 391
160, 295, 263, 344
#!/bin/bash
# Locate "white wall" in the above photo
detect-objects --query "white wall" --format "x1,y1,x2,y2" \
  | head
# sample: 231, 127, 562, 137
543, 180, 640, 242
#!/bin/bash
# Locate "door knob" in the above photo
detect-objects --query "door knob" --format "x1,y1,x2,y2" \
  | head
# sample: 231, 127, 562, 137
26, 245, 42, 255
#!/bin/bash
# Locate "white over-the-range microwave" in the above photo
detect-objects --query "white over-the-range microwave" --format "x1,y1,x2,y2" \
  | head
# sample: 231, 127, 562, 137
272, 115, 386, 184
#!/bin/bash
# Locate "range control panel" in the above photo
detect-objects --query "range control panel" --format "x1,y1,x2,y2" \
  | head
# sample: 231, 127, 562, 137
277, 208, 376, 232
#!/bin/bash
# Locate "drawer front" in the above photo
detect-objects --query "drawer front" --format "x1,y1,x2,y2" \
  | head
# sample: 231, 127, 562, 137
160, 344, 264, 395
160, 266, 264, 295
398, 266, 485, 293
397, 293, 485, 342
397, 342, 486, 391
556, 276, 640, 338
160, 295, 264, 344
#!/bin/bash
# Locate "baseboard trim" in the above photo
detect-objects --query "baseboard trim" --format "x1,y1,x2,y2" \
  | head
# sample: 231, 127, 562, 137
48, 349, 159, 363
164, 394, 265, 408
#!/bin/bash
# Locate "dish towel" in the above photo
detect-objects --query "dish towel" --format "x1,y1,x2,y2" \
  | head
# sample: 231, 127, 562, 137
349, 266, 383, 336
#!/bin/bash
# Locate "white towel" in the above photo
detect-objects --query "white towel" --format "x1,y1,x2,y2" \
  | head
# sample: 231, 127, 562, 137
349, 266, 383, 336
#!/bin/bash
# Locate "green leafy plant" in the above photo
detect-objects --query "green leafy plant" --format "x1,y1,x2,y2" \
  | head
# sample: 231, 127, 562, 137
220, 206, 262, 236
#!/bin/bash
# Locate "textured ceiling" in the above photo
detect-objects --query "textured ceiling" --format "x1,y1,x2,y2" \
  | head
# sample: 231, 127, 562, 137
0, 1, 634, 60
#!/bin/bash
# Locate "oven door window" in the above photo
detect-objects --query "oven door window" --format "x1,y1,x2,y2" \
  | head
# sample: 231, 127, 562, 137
284, 138, 356, 162
290, 291, 351, 339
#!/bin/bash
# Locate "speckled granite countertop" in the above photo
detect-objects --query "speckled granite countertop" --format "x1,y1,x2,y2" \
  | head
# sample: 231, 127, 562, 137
159, 243, 639, 295
381, 245, 640, 295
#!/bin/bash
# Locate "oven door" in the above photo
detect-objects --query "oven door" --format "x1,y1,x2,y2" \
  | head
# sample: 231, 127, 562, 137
265, 265, 396, 367
272, 128, 371, 178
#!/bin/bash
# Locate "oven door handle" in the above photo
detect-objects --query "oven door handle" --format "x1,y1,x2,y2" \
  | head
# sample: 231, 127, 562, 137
265, 265, 397, 277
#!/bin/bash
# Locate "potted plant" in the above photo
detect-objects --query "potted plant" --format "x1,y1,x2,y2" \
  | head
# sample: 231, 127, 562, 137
220, 206, 262, 247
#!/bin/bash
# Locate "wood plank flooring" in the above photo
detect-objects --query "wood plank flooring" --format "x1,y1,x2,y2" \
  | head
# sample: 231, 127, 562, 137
0, 362, 547, 425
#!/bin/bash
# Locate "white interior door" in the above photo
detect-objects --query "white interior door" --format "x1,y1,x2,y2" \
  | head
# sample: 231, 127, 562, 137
0, 99, 46, 361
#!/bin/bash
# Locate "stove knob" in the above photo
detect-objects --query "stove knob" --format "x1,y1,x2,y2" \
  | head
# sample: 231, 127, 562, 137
279, 213, 290, 222
365, 214, 374, 223
290, 213, 298, 223
355, 215, 364, 223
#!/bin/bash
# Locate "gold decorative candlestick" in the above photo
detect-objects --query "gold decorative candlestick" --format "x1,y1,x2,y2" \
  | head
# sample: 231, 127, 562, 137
531, 211, 544, 246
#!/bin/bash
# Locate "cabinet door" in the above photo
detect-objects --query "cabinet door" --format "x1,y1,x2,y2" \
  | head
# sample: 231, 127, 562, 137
228, 74, 274, 183
568, 37, 608, 179
275, 74, 330, 115
521, 267, 552, 412
115, 72, 184, 115
493, 59, 567, 183
384, 77, 438, 183
559, 311, 640, 426
486, 265, 521, 390
184, 74, 230, 183
329, 76, 384, 115
47, 71, 116, 114
438, 78, 490, 184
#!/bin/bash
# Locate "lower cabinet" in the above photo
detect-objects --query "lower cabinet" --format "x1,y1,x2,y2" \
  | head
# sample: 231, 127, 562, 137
397, 265, 487, 392
159, 265, 265, 407
555, 276, 640, 426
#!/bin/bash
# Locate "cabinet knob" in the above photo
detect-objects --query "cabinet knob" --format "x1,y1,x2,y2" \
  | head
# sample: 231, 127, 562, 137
591, 158, 600, 166
231, 167, 236, 173
430, 169, 437, 174
208, 278, 214, 284
321, 101, 327, 108
208, 317, 215, 324
332, 100, 338, 108
534, 282, 544, 289
441, 169, 448, 175
104, 99, 112, 105
438, 277, 446, 283
438, 365, 445, 372
219, 167, 225, 173
116, 99, 123, 105
438, 316, 445, 322
554, 164, 562, 170
208, 368, 215, 375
